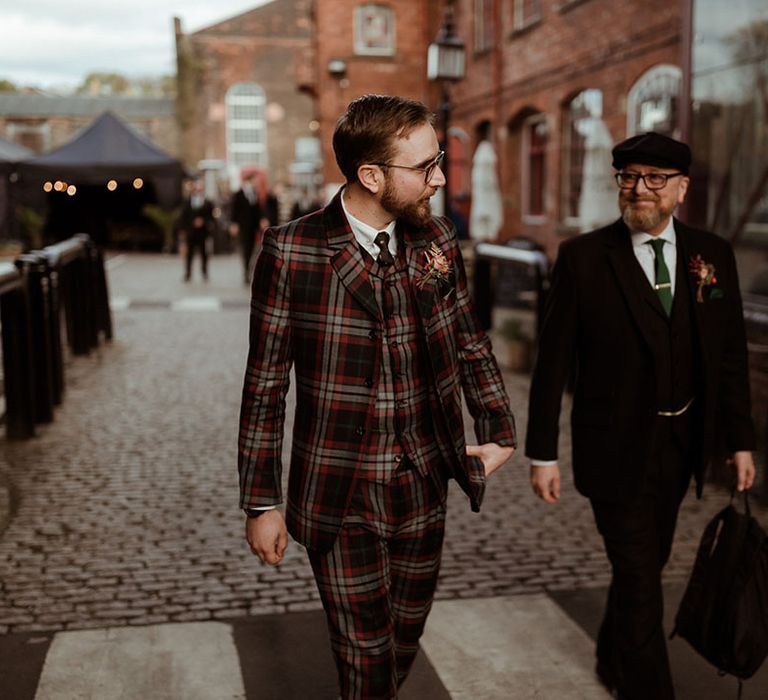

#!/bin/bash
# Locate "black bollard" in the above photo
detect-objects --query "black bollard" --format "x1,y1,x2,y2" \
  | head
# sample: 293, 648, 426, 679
0, 263, 35, 439
15, 254, 55, 423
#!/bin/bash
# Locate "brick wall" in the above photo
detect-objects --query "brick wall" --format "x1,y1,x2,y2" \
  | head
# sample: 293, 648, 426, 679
312, 0, 444, 186
448, 0, 683, 256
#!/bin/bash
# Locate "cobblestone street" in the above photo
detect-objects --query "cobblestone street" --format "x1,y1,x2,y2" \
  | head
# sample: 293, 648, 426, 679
1, 251, 761, 636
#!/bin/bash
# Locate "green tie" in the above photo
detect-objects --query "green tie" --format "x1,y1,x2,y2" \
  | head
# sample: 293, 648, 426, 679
647, 238, 673, 316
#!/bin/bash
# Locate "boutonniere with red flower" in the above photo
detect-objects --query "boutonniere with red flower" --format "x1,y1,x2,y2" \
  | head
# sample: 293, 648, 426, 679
689, 254, 718, 302
417, 242, 453, 293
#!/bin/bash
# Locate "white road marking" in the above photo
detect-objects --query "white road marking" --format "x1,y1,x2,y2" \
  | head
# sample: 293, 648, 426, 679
35, 622, 246, 700
420, 595, 612, 699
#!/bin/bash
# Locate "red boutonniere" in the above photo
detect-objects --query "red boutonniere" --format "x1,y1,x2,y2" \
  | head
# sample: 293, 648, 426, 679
417, 242, 452, 291
689, 254, 717, 302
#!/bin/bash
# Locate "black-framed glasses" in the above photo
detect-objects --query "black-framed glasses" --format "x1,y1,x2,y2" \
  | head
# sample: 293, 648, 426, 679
373, 150, 445, 184
615, 171, 684, 190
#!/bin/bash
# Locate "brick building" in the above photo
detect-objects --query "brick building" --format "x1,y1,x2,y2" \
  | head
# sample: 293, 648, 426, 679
175, 0, 317, 195
303, 1, 445, 192
443, 0, 684, 255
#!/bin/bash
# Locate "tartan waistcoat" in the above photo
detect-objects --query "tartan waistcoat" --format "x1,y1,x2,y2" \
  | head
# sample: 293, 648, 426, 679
358, 247, 444, 483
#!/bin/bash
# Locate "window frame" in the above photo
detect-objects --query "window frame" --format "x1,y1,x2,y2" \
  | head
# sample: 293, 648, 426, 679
354, 4, 396, 57
561, 88, 603, 226
225, 82, 268, 170
474, 0, 495, 54
627, 64, 683, 137
522, 112, 549, 223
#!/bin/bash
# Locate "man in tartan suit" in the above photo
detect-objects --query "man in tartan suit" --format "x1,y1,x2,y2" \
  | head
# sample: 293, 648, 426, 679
527, 132, 756, 699
238, 94, 516, 699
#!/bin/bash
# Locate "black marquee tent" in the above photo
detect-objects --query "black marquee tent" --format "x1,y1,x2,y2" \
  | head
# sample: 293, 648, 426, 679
15, 111, 184, 246
17, 111, 183, 204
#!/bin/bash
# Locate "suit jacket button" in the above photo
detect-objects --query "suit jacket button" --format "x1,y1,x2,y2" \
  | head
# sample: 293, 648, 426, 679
355, 426, 365, 436
364, 377, 374, 388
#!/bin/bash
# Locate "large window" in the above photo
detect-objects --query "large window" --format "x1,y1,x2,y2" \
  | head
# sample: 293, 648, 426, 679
627, 64, 682, 137
354, 4, 395, 56
226, 82, 267, 169
474, 0, 495, 53
512, 0, 541, 32
523, 113, 548, 219
690, 0, 768, 251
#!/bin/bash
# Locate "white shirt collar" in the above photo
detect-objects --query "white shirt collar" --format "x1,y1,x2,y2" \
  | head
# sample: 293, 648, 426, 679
630, 217, 676, 249
340, 189, 397, 257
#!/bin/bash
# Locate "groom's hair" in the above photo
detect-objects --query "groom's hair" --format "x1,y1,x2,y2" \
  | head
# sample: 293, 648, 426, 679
333, 94, 434, 183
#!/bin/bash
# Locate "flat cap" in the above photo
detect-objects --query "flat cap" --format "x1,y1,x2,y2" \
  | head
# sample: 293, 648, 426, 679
611, 132, 691, 174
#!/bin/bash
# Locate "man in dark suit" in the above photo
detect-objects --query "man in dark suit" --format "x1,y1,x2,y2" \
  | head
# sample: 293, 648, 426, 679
177, 177, 215, 282
238, 94, 516, 699
527, 132, 756, 699
229, 171, 264, 284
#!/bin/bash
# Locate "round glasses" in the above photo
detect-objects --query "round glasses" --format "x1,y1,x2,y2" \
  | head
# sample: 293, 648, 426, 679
374, 150, 445, 184
615, 171, 684, 190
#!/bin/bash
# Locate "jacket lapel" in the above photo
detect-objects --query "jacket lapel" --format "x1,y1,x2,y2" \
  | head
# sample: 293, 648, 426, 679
403, 224, 435, 323
605, 221, 664, 351
324, 192, 381, 321
674, 219, 708, 371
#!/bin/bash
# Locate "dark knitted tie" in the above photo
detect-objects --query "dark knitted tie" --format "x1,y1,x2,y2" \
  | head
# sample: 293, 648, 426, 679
647, 238, 673, 316
374, 231, 394, 268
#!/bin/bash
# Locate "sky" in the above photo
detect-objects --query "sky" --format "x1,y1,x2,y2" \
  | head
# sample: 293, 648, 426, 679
0, 1, 271, 92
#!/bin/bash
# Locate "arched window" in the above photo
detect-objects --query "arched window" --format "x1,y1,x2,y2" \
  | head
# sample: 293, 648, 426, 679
627, 64, 682, 137
562, 88, 603, 222
448, 126, 470, 199
226, 82, 267, 170
523, 113, 549, 220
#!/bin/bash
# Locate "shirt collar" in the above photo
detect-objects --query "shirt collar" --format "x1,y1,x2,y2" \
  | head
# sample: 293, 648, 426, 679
630, 217, 676, 249
340, 188, 397, 253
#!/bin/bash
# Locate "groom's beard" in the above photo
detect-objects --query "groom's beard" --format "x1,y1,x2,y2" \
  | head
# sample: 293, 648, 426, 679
620, 193, 676, 232
381, 178, 434, 227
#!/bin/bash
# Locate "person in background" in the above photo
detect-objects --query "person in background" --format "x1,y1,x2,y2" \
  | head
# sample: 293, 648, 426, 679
177, 177, 215, 282
527, 132, 756, 700
230, 172, 263, 284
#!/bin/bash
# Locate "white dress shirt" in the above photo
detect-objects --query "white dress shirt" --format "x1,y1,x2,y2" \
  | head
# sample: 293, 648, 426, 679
341, 189, 398, 260
630, 217, 677, 294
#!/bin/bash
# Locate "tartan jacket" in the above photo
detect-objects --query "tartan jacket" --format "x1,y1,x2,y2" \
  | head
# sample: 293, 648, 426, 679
238, 190, 516, 552
526, 218, 755, 501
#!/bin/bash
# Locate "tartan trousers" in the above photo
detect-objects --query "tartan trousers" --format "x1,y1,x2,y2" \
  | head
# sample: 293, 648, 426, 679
307, 460, 448, 700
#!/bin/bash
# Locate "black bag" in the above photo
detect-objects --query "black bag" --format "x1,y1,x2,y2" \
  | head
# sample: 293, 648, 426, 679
672, 492, 768, 684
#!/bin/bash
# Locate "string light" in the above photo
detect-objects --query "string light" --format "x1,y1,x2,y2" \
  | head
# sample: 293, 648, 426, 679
133, 178, 144, 189
43, 181, 53, 192
107, 180, 118, 191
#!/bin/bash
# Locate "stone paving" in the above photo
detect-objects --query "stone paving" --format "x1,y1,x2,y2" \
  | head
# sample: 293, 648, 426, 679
0, 252, 765, 635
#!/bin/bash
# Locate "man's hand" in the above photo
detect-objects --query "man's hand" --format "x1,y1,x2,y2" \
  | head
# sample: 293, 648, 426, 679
728, 451, 756, 492
530, 463, 561, 504
229, 223, 239, 237
245, 510, 288, 565
466, 443, 515, 478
